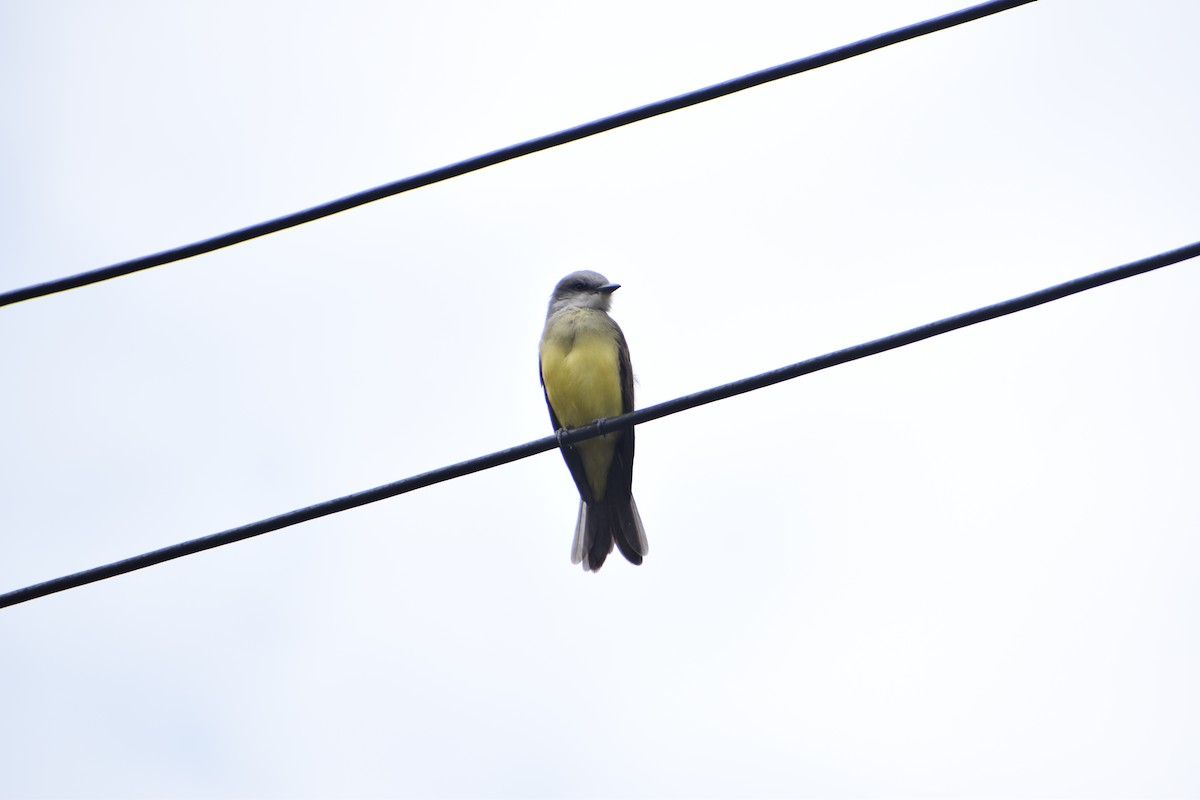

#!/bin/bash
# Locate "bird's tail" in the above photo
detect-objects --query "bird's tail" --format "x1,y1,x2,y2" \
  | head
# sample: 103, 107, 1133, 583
571, 495, 648, 572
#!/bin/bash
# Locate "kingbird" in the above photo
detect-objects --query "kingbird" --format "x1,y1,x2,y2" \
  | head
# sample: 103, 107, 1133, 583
539, 271, 648, 571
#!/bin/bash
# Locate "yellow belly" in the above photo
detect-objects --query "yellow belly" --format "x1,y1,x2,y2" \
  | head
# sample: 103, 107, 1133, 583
540, 308, 624, 499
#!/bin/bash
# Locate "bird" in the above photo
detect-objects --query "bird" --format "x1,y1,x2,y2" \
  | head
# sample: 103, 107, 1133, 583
539, 270, 648, 571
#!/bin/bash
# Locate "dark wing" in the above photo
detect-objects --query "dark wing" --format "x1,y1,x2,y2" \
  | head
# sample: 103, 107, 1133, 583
608, 320, 636, 500
540, 357, 596, 504
607, 319, 645, 565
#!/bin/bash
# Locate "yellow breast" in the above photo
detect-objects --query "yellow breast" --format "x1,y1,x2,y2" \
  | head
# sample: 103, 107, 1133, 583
540, 308, 625, 499
539, 308, 624, 427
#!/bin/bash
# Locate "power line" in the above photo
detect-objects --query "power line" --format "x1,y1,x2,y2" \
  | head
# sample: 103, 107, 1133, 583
0, 0, 1037, 309
2, 238, 1195, 611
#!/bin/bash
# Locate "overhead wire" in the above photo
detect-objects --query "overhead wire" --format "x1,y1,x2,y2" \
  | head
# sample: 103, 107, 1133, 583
0, 0, 1036, 309
1, 238, 1196, 610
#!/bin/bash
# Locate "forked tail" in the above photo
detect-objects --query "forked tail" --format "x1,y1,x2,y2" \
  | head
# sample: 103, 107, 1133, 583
571, 495, 648, 572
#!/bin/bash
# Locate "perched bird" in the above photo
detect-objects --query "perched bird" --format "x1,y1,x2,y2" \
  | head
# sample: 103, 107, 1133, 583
539, 270, 648, 571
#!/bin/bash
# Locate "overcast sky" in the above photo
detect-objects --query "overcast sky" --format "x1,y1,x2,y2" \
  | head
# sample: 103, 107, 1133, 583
2, 1, 1199, 798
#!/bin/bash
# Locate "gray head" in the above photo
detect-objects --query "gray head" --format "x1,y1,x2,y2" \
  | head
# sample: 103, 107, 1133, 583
546, 270, 620, 319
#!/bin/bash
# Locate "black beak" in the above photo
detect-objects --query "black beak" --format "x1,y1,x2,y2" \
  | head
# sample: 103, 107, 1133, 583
598, 283, 620, 294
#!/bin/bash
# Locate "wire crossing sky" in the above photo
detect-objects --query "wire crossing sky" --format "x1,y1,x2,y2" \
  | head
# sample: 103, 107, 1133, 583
2, 237, 1194, 611
0, 0, 1036, 308
6, 2, 1199, 795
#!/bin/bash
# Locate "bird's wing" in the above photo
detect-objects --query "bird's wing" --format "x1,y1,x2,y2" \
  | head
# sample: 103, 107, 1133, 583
540, 359, 596, 504
611, 320, 636, 498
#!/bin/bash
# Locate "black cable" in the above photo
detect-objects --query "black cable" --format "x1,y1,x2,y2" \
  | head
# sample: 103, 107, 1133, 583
2, 238, 1194, 610
0, 0, 1037, 309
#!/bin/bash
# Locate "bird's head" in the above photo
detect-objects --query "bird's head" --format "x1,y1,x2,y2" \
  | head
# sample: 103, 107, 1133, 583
546, 270, 620, 318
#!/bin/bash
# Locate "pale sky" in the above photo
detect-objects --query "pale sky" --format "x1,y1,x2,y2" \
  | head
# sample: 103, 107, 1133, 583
2, 1, 1199, 798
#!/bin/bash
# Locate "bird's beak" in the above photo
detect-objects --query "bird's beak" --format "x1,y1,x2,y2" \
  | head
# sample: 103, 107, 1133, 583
598, 283, 620, 294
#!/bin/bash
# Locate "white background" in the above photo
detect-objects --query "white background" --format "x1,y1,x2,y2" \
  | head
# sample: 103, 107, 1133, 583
2, 1, 1198, 797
